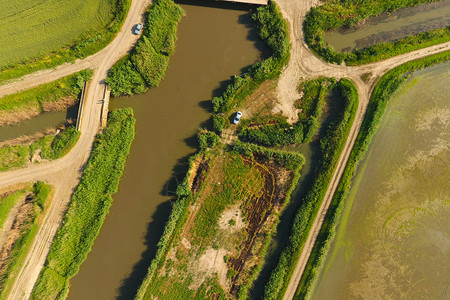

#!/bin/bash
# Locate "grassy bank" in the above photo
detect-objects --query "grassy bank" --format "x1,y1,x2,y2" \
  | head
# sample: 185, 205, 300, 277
0, 0, 130, 83
212, 0, 289, 132
0, 69, 92, 125
304, 0, 450, 65
0, 126, 80, 172
106, 0, 184, 96
136, 138, 304, 299
237, 78, 335, 146
31, 108, 135, 299
0, 182, 52, 300
262, 78, 358, 300
293, 50, 450, 299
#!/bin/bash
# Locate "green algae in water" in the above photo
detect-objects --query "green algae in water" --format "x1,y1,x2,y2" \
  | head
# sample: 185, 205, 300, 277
310, 62, 450, 299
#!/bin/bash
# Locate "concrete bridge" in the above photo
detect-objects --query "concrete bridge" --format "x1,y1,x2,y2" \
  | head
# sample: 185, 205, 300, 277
215, 0, 268, 5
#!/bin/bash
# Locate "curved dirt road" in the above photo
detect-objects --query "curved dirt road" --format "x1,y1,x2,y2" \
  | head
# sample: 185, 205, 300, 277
273, 0, 450, 299
0, 0, 150, 299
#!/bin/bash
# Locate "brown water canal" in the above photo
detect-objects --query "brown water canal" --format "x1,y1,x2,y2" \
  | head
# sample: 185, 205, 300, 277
310, 62, 450, 299
67, 1, 267, 299
324, 0, 450, 52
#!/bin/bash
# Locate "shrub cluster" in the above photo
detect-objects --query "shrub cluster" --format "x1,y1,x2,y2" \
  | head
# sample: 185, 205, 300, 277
212, 1, 290, 129
197, 130, 221, 151
262, 78, 358, 299
106, 0, 183, 96
304, 0, 450, 65
0, 126, 80, 172
238, 78, 334, 146
31, 109, 136, 299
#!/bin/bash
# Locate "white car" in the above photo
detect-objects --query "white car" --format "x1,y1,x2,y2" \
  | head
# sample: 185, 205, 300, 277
134, 23, 143, 35
233, 111, 242, 124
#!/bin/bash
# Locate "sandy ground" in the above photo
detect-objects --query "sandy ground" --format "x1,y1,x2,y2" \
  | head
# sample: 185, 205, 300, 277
0, 0, 448, 299
272, 0, 450, 299
0, 1, 150, 299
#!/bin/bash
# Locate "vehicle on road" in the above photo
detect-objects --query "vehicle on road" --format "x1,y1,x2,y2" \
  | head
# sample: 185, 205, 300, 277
134, 23, 143, 35
233, 111, 242, 124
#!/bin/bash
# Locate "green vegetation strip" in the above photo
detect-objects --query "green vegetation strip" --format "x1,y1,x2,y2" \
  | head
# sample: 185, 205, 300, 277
31, 108, 135, 300
106, 0, 184, 96
0, 182, 52, 300
136, 136, 304, 299
238, 78, 334, 146
294, 51, 450, 299
0, 69, 92, 114
0, 0, 131, 83
304, 0, 450, 65
0, 126, 81, 172
212, 0, 290, 132
262, 79, 358, 300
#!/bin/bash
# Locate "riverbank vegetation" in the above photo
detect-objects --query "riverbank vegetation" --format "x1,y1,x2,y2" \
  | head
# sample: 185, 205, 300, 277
31, 108, 135, 299
304, 0, 450, 65
106, 0, 184, 96
212, 0, 289, 132
0, 126, 80, 172
0, 69, 92, 126
135, 138, 304, 299
0, 0, 130, 83
237, 78, 334, 146
293, 51, 450, 300
261, 78, 358, 300
0, 182, 52, 300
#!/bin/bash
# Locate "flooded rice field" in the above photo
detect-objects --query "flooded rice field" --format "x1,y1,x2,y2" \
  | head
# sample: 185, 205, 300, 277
310, 62, 450, 299
67, 1, 267, 299
324, 0, 450, 52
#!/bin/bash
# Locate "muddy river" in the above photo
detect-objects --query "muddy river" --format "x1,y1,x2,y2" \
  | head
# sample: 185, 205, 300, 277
310, 62, 450, 299
67, 1, 267, 299
324, 0, 450, 52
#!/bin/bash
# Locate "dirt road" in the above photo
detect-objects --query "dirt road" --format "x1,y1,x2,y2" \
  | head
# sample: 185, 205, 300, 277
0, 1, 150, 299
273, 0, 450, 299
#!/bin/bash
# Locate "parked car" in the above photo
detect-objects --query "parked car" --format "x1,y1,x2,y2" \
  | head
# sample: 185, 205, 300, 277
134, 23, 143, 35
233, 111, 242, 124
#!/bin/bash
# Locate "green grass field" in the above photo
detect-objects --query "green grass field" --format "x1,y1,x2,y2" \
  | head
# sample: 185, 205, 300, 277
0, 0, 114, 68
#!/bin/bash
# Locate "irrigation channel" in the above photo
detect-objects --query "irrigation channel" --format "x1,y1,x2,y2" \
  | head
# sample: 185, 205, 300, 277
324, 0, 450, 52
310, 62, 450, 299
0, 107, 77, 142
66, 1, 268, 299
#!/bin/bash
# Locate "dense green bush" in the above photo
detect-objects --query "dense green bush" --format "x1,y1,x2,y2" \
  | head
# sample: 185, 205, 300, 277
106, 0, 183, 96
262, 78, 358, 300
304, 0, 450, 65
31, 109, 136, 300
41, 127, 80, 160
198, 130, 221, 151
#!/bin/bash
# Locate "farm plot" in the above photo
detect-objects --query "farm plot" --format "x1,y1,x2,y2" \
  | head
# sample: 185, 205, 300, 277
142, 145, 304, 299
0, 0, 115, 69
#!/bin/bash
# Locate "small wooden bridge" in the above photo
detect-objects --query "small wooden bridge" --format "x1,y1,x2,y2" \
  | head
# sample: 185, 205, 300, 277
216, 0, 268, 5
